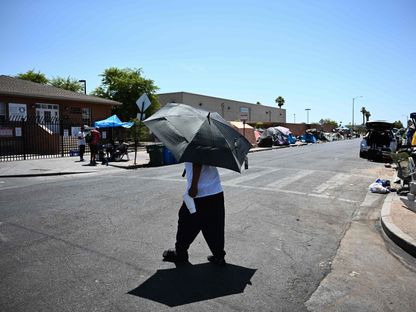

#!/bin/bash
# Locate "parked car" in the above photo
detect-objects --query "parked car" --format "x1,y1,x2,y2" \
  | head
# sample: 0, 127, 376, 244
359, 121, 397, 161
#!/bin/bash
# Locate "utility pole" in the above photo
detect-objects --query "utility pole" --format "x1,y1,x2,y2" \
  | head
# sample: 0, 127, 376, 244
78, 80, 86, 95
305, 108, 311, 124
352, 96, 363, 131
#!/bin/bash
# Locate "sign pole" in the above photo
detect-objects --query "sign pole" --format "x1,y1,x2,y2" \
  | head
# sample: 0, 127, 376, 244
134, 102, 145, 165
134, 93, 151, 165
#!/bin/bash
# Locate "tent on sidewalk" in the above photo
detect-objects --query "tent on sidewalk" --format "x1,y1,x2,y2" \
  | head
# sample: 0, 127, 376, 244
257, 126, 297, 147
94, 115, 134, 128
275, 126, 297, 144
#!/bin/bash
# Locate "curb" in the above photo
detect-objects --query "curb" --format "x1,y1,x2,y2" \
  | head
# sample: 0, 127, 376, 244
107, 163, 149, 169
380, 192, 416, 257
0, 171, 92, 178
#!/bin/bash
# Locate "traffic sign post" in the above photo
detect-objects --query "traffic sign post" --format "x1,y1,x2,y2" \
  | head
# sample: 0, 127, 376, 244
136, 93, 151, 113
240, 107, 249, 137
134, 94, 151, 165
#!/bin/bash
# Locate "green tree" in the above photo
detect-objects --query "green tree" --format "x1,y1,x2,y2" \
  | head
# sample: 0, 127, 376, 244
275, 96, 285, 108
92, 67, 160, 120
49, 76, 84, 92
393, 120, 404, 129
319, 118, 338, 128
255, 122, 264, 129
16, 69, 48, 84
360, 107, 367, 125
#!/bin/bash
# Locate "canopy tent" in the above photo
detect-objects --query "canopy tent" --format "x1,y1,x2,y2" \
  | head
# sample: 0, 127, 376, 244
94, 115, 134, 128
229, 121, 257, 146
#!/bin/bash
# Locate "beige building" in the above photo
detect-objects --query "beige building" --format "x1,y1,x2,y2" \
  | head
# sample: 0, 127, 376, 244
157, 92, 286, 123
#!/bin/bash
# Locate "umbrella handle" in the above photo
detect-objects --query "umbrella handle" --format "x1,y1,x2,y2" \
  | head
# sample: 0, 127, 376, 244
244, 156, 248, 170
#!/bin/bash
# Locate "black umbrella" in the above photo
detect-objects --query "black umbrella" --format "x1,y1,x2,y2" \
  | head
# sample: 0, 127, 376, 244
143, 103, 251, 172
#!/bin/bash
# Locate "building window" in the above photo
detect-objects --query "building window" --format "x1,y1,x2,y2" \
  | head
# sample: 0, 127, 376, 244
0, 102, 5, 123
82, 107, 91, 125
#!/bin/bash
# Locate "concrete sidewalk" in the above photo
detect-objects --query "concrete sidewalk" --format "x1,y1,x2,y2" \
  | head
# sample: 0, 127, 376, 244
1, 144, 415, 259
0, 145, 299, 178
0, 149, 150, 177
381, 192, 416, 257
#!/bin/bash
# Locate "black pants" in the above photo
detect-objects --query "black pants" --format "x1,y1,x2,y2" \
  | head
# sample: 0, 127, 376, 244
175, 192, 225, 258
79, 144, 85, 160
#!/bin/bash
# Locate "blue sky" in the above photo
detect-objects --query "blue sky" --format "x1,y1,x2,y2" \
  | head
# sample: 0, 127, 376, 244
1, 0, 415, 125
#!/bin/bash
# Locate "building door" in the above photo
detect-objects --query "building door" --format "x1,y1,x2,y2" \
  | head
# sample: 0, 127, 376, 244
36, 104, 60, 133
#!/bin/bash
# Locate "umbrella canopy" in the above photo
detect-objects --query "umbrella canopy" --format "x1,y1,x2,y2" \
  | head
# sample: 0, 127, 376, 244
143, 103, 251, 172
94, 115, 134, 128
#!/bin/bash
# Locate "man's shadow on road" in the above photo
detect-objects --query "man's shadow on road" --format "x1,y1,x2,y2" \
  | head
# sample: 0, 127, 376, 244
128, 262, 256, 307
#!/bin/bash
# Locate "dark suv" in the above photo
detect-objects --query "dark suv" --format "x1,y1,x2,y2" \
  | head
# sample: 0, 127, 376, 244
359, 121, 397, 161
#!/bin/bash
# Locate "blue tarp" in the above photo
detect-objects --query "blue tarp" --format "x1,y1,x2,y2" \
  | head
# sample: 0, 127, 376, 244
301, 133, 317, 143
288, 134, 297, 144
94, 115, 134, 128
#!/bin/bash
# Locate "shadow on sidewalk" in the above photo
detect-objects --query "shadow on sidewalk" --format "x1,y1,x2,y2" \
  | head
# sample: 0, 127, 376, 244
128, 262, 256, 307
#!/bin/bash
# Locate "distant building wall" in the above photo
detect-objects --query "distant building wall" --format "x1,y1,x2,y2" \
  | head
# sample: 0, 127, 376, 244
157, 92, 286, 123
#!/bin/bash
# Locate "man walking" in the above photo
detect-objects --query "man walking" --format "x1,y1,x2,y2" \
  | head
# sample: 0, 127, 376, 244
162, 162, 226, 265
77, 126, 86, 161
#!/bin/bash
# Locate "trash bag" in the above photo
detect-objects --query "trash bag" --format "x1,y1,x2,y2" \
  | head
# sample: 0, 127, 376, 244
258, 136, 273, 147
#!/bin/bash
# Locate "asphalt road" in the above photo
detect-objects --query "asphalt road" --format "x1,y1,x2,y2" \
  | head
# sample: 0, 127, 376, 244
1, 139, 415, 311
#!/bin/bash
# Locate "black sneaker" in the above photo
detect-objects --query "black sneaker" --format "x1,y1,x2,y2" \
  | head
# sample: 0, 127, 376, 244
162, 249, 189, 262
207, 255, 226, 266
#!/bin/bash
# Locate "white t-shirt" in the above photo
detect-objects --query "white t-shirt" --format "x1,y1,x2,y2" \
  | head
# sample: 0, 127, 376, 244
184, 162, 223, 198
77, 131, 86, 146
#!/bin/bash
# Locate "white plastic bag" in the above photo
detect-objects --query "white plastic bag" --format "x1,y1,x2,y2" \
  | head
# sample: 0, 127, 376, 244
369, 182, 389, 194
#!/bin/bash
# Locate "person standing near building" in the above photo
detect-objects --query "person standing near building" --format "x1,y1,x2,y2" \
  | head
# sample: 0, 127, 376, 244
77, 126, 86, 161
162, 162, 226, 265
89, 128, 101, 166
406, 119, 415, 147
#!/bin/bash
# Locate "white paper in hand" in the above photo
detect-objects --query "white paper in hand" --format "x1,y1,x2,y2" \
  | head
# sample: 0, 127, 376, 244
183, 194, 196, 214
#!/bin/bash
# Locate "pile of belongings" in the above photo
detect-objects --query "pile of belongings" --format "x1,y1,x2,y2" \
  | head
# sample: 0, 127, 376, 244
300, 128, 318, 143
368, 179, 393, 194
335, 126, 352, 139
321, 132, 335, 142
258, 126, 297, 147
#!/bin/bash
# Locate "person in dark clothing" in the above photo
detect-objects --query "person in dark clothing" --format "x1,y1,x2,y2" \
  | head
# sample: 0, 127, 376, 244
163, 162, 226, 265
406, 119, 415, 147
89, 128, 101, 165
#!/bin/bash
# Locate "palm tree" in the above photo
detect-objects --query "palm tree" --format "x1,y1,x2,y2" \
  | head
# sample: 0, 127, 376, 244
365, 111, 371, 122
360, 107, 367, 125
275, 96, 285, 109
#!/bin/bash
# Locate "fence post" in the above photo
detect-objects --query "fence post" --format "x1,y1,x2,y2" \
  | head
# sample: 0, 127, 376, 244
22, 117, 26, 160
60, 120, 64, 157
